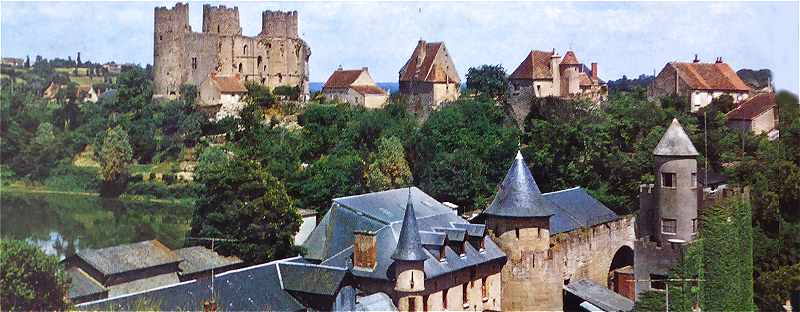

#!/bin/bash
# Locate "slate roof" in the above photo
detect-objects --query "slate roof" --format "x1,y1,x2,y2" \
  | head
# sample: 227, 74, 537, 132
77, 257, 346, 312
726, 92, 775, 121
107, 272, 179, 298
670, 62, 751, 92
173, 246, 243, 276
565, 279, 634, 312
510, 50, 554, 80
482, 151, 558, 218
653, 118, 699, 157
304, 187, 506, 280
391, 191, 428, 261
75, 240, 181, 276
399, 41, 460, 83
356, 292, 398, 311
66, 267, 107, 300
543, 187, 620, 235
209, 74, 247, 93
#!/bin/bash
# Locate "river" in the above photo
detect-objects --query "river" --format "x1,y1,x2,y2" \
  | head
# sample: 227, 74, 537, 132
0, 190, 193, 259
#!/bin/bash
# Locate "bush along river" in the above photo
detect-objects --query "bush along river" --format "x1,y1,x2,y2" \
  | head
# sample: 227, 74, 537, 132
0, 190, 193, 259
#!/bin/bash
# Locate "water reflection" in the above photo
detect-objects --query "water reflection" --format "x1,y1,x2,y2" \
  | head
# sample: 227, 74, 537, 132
0, 191, 193, 259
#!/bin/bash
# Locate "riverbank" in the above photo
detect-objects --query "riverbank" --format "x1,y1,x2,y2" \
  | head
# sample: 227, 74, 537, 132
1, 182, 196, 206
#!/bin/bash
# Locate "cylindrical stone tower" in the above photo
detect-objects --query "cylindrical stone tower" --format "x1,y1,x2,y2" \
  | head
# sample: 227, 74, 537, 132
153, 3, 190, 97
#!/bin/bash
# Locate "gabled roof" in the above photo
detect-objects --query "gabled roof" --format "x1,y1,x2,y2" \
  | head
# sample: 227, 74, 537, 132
351, 85, 387, 96
391, 191, 428, 261
726, 92, 775, 121
67, 267, 107, 300
670, 62, 751, 92
561, 51, 580, 65
173, 246, 243, 276
509, 50, 554, 80
653, 118, 699, 157
481, 151, 558, 218
399, 41, 460, 83
323, 69, 364, 89
578, 72, 594, 86
208, 75, 247, 93
75, 240, 181, 276
543, 187, 620, 235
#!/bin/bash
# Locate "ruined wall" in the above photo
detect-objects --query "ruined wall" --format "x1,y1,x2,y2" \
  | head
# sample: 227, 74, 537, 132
634, 239, 684, 295
185, 32, 219, 87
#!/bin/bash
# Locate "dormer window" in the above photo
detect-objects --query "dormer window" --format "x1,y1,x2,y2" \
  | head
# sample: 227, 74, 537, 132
439, 246, 447, 262
479, 237, 485, 253
459, 242, 467, 258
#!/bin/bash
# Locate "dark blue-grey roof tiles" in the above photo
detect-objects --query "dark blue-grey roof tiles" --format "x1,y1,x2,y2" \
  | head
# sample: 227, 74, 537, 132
482, 151, 558, 218
543, 187, 621, 234
391, 191, 428, 262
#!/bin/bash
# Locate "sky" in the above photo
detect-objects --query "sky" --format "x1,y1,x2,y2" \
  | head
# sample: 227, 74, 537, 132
2, 1, 799, 93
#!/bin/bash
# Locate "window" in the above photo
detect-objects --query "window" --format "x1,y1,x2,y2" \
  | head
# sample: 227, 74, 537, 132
650, 274, 667, 290
217, 25, 220, 33
257, 56, 262, 67
662, 172, 676, 188
691, 172, 697, 187
439, 246, 446, 262
423, 295, 428, 312
479, 237, 485, 252
409, 297, 416, 311
462, 283, 469, 308
662, 218, 677, 234
443, 289, 448, 310
243, 44, 248, 55
191, 57, 197, 70
481, 277, 488, 301
159, 35, 163, 41
692, 218, 698, 234
238, 63, 243, 73
459, 242, 466, 258
515, 228, 520, 239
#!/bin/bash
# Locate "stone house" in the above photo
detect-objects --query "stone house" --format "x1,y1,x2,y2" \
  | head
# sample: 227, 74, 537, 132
398, 40, 460, 118
648, 56, 751, 112
321, 67, 388, 108
726, 92, 778, 136
76, 85, 100, 103
153, 4, 310, 101
1, 57, 24, 67
506, 50, 607, 126
198, 73, 248, 120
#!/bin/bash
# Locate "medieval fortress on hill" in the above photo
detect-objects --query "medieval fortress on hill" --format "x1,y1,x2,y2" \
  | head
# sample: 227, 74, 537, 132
153, 3, 310, 100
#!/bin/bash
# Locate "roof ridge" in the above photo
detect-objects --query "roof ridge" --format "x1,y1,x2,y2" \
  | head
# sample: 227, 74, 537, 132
542, 186, 582, 195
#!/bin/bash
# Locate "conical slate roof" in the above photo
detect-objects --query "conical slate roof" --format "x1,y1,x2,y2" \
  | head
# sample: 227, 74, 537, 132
653, 118, 699, 157
482, 151, 557, 218
391, 190, 428, 262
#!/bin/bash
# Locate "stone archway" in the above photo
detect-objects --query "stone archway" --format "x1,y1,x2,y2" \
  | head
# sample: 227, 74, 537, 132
608, 245, 635, 299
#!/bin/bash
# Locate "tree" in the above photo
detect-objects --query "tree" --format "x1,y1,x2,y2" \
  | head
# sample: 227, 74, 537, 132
633, 290, 665, 312
243, 81, 275, 107
298, 151, 365, 214
465, 64, 508, 100
98, 126, 133, 197
0, 239, 71, 311
19, 122, 61, 179
24, 56, 30, 68
364, 136, 412, 191
190, 153, 301, 263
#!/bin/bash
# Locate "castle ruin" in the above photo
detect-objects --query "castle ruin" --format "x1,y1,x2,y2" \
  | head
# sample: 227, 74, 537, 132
153, 3, 310, 100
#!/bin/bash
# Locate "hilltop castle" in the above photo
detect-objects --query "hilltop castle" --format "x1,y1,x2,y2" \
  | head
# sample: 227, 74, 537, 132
153, 3, 310, 100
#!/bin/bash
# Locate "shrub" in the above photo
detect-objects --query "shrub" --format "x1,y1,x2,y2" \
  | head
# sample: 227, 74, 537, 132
125, 181, 169, 198
0, 239, 71, 311
43, 164, 100, 192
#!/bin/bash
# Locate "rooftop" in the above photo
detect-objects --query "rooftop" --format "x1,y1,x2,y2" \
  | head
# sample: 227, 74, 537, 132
399, 40, 460, 83
75, 240, 181, 276
653, 118, 699, 157
726, 92, 775, 121
481, 151, 558, 218
670, 61, 751, 92
173, 246, 243, 276
509, 50, 555, 80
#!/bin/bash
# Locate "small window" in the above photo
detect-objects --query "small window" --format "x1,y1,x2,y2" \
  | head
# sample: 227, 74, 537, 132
238, 63, 243, 73
515, 228, 520, 239
443, 289, 448, 310
257, 56, 263, 67
692, 219, 698, 234
479, 237, 485, 252
439, 246, 446, 262
191, 57, 197, 70
662, 218, 677, 234
481, 277, 488, 300
217, 25, 220, 33
459, 242, 466, 258
159, 35, 163, 41
691, 172, 697, 188
409, 297, 416, 311
243, 44, 248, 55
462, 283, 468, 308
662, 172, 676, 188
650, 274, 667, 290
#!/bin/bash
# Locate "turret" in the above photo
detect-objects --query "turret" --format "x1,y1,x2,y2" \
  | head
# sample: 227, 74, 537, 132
202, 4, 242, 36
260, 10, 298, 38
392, 190, 426, 311
550, 50, 561, 97
652, 118, 699, 243
154, 3, 190, 97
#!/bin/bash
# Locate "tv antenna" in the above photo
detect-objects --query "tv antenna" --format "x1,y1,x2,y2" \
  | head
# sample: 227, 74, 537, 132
633, 277, 705, 311
186, 237, 240, 301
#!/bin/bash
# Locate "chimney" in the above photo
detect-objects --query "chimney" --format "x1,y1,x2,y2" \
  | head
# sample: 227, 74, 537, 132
715, 57, 723, 64
693, 54, 700, 63
591, 62, 598, 80
337, 64, 343, 71
203, 300, 217, 312
362, 66, 368, 72
353, 231, 377, 270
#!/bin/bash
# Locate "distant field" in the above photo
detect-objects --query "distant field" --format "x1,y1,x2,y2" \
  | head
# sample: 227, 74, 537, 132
70, 75, 107, 86
54, 67, 89, 75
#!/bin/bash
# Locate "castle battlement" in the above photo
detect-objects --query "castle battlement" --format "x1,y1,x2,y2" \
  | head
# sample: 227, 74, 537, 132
260, 10, 299, 38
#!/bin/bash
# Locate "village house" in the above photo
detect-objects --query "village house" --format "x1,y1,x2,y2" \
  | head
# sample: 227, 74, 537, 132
198, 73, 248, 120
1, 57, 25, 67
506, 49, 607, 126
76, 85, 101, 103
321, 67, 389, 108
648, 55, 751, 112
398, 40, 460, 119
726, 92, 779, 137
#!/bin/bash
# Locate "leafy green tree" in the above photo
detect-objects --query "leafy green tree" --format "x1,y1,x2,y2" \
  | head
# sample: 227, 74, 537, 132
0, 239, 71, 311
98, 126, 133, 197
19, 122, 61, 179
190, 154, 301, 263
364, 136, 412, 191
243, 81, 275, 107
298, 151, 365, 214
465, 64, 508, 100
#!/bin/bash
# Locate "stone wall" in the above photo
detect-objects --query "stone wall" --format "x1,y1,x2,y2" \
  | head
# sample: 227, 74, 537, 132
153, 3, 190, 97
202, 5, 241, 35
633, 239, 684, 295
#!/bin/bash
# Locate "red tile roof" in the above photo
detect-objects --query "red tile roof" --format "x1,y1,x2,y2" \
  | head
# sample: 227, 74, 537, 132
561, 51, 580, 65
509, 50, 554, 80
578, 72, 594, 86
726, 93, 775, 120
323, 69, 364, 89
210, 75, 247, 93
399, 41, 459, 83
351, 85, 387, 96
671, 62, 751, 92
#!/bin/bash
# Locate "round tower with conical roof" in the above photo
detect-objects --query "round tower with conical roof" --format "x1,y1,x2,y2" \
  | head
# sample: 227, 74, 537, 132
392, 190, 426, 311
652, 118, 700, 243
480, 151, 561, 310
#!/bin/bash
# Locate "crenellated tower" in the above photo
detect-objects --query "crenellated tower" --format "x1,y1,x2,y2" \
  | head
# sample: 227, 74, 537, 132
260, 10, 298, 38
391, 191, 426, 312
153, 3, 190, 97
202, 4, 242, 36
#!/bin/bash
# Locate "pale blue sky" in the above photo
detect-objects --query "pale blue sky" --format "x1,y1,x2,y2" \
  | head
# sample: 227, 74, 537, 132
2, 1, 798, 93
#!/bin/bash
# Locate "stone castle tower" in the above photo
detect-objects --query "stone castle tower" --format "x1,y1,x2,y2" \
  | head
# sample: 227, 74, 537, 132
153, 3, 310, 100
391, 191, 427, 311
481, 151, 563, 310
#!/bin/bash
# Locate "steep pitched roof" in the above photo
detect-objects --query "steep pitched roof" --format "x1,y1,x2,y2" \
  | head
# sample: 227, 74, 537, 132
323, 69, 364, 89
543, 187, 620, 234
75, 240, 180, 276
653, 118, 699, 156
399, 41, 460, 83
351, 85, 387, 96
726, 92, 775, 121
578, 72, 594, 86
209, 75, 247, 93
509, 50, 554, 80
561, 51, 580, 65
482, 151, 557, 218
671, 62, 751, 92
391, 191, 427, 262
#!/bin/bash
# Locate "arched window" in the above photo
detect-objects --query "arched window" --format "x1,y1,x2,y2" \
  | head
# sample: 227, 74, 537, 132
238, 63, 243, 73
243, 45, 248, 55
277, 73, 282, 83
257, 56, 262, 67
